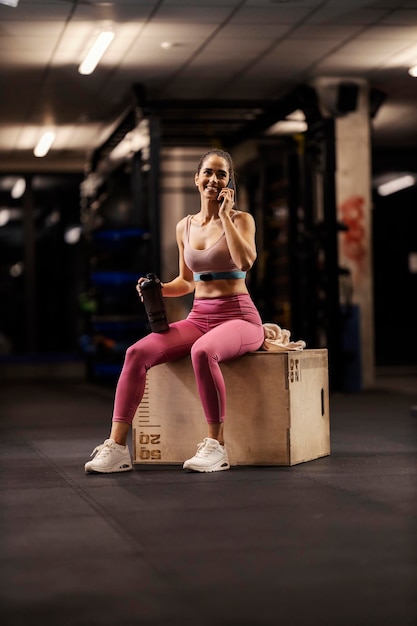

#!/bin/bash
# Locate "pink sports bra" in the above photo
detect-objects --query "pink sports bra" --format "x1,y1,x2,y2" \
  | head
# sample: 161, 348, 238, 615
183, 213, 242, 274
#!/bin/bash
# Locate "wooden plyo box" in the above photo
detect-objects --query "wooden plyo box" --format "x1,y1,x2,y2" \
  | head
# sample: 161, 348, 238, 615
132, 349, 330, 467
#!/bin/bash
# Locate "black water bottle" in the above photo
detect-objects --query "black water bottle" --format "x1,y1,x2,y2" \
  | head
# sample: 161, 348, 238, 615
141, 273, 169, 333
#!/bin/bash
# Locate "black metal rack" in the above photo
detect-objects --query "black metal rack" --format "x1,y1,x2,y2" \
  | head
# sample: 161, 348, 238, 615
79, 115, 161, 383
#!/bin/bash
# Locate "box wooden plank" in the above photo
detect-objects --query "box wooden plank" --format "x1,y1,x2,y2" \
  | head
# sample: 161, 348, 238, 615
286, 352, 330, 464
132, 349, 330, 467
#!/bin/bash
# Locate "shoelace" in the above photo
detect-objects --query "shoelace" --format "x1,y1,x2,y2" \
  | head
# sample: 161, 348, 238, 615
90, 439, 114, 458
194, 439, 219, 458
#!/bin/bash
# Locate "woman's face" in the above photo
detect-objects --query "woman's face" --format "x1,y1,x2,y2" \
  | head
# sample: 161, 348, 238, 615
195, 155, 230, 201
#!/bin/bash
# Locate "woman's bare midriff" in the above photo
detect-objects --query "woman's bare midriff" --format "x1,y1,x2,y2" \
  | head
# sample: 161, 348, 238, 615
194, 278, 249, 299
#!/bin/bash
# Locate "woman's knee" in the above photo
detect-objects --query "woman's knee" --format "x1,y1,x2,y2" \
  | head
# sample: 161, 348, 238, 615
124, 343, 144, 367
125, 339, 155, 367
190, 341, 215, 368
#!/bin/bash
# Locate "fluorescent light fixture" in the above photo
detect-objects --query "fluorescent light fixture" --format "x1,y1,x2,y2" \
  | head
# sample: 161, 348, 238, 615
266, 109, 307, 135
267, 120, 308, 134
11, 178, 26, 199
0, 1, 20, 7
34, 131, 56, 157
377, 174, 415, 196
408, 65, 417, 78
287, 109, 306, 121
64, 225, 81, 245
409, 252, 417, 274
79, 31, 115, 75
10, 262, 24, 278
0, 209, 10, 227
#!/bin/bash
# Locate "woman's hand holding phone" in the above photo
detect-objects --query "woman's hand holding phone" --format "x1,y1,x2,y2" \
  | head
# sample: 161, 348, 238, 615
218, 180, 234, 216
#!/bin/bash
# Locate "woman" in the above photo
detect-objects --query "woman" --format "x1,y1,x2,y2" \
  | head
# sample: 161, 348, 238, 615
85, 149, 264, 474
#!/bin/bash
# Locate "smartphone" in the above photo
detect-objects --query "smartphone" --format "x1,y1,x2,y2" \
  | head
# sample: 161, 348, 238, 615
218, 179, 234, 202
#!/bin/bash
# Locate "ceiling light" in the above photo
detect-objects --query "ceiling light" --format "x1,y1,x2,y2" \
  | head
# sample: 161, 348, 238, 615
377, 174, 415, 196
11, 178, 26, 199
408, 65, 417, 78
79, 31, 115, 75
64, 226, 82, 245
0, 1, 20, 7
266, 120, 307, 135
266, 109, 307, 135
0, 209, 10, 227
10, 262, 24, 278
286, 109, 306, 121
34, 131, 56, 157
161, 42, 173, 49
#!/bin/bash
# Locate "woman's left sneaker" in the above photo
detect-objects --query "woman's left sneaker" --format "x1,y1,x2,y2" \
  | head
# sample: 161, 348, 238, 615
183, 437, 230, 472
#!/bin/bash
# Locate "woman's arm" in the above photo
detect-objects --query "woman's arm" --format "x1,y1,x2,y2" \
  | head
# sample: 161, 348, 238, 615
220, 210, 257, 272
160, 218, 195, 297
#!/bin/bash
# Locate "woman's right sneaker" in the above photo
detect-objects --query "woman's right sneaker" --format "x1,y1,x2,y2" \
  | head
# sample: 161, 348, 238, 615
84, 438, 132, 473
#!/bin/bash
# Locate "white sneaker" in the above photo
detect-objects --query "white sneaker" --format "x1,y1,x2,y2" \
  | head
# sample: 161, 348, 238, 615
85, 438, 132, 473
183, 437, 230, 473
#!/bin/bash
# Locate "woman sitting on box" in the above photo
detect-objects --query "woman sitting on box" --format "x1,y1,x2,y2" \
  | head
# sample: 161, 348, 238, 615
85, 149, 264, 474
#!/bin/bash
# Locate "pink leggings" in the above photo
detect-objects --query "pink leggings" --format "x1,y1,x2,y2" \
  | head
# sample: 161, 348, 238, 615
113, 294, 264, 425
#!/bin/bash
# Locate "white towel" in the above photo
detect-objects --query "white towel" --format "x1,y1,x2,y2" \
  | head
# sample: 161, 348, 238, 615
260, 323, 306, 352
